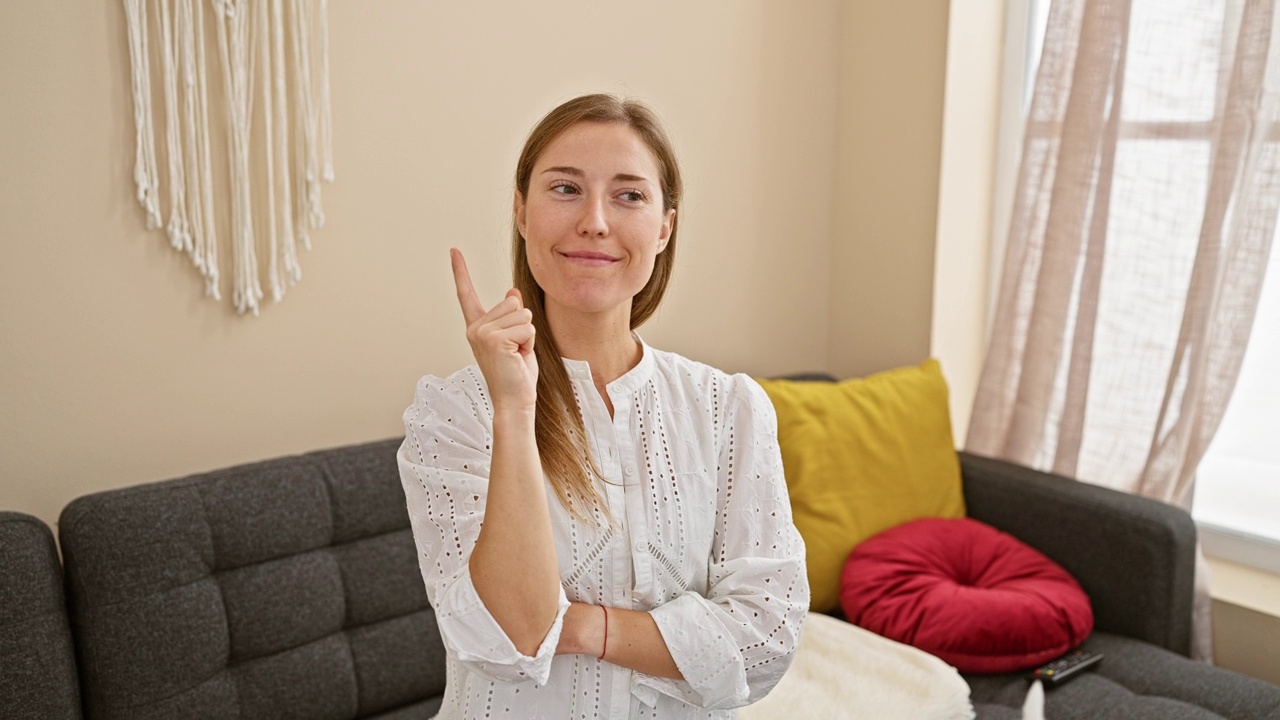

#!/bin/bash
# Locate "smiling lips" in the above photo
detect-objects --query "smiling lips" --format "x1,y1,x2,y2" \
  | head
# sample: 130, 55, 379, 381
561, 250, 619, 266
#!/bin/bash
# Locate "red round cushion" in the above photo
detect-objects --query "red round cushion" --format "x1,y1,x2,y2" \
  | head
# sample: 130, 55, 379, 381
840, 517, 1093, 674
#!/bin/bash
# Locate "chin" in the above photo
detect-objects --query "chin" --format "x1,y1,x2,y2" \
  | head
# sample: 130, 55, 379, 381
561, 296, 631, 315
544, 285, 641, 317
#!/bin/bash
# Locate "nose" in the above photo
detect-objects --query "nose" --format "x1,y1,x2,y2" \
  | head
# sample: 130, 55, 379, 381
577, 194, 608, 238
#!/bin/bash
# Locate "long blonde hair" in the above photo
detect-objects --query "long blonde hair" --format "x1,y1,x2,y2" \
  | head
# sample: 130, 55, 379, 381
512, 94, 683, 523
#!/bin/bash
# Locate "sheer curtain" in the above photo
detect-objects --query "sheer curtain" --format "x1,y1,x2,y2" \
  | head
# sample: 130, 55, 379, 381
967, 0, 1280, 661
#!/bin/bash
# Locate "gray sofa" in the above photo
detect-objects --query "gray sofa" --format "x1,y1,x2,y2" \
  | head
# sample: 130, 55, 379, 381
3, 439, 1278, 719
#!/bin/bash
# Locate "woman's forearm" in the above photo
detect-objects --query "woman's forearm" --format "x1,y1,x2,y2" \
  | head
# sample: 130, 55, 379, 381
469, 407, 561, 656
557, 602, 684, 679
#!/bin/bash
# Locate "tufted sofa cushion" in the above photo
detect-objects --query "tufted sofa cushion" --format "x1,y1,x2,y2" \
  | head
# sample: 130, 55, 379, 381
59, 439, 446, 720
0, 512, 82, 720
966, 631, 1280, 719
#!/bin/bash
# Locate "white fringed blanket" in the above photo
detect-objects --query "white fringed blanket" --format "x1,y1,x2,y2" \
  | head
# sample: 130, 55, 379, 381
739, 613, 975, 720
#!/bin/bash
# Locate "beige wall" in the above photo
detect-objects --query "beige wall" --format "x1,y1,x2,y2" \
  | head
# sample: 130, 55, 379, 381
828, 0, 1000, 444
828, 2, 950, 381
0, 1, 844, 529
1213, 601, 1280, 685
1, 2, 980, 533
1205, 558, 1280, 684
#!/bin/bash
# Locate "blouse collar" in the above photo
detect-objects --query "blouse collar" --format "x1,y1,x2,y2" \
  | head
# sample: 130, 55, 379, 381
561, 333, 655, 397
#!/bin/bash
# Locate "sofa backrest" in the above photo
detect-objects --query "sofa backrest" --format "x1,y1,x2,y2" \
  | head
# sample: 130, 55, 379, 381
0, 511, 82, 720
58, 439, 446, 720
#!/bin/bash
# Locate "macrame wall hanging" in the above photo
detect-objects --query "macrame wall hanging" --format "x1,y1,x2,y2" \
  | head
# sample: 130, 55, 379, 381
123, 0, 333, 315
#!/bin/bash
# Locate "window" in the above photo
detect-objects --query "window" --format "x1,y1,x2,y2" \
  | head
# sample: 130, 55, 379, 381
995, 0, 1280, 573
1194, 238, 1280, 572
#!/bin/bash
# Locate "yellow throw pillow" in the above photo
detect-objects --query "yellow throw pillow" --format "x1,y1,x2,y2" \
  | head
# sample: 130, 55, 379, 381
756, 359, 965, 613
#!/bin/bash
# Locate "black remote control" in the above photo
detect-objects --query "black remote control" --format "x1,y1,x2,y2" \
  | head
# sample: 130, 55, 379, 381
1030, 650, 1104, 687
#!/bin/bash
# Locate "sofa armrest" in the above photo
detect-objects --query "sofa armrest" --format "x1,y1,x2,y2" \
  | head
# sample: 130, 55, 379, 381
958, 452, 1195, 657
0, 511, 82, 720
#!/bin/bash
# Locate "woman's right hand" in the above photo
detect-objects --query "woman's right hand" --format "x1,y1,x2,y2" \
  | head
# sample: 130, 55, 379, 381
450, 248, 539, 412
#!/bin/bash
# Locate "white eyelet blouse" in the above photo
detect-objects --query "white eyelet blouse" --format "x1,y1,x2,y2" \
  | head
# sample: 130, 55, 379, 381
398, 340, 809, 719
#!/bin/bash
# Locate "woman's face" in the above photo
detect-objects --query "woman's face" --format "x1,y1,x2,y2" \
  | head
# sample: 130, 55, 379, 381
516, 121, 675, 322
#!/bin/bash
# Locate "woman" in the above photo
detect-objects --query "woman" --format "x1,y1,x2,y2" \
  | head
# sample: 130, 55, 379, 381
398, 94, 808, 719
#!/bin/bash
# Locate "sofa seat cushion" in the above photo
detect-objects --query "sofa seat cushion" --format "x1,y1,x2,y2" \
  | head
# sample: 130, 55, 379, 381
841, 517, 1093, 674
966, 632, 1280, 720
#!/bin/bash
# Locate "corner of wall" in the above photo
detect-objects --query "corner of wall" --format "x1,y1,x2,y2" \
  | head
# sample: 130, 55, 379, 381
827, 1, 951, 380
930, 0, 1006, 442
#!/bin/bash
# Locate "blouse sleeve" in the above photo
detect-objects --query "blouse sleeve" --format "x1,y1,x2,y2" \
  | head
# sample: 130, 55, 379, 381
635, 374, 809, 709
397, 369, 570, 686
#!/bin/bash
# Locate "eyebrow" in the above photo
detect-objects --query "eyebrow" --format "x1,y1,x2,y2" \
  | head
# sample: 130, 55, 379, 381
541, 166, 652, 183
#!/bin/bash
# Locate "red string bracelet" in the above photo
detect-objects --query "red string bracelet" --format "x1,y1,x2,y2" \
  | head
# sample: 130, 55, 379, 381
599, 605, 609, 660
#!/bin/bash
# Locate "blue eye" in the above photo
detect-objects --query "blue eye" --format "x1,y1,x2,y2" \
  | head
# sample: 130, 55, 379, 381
550, 182, 579, 195
619, 190, 648, 202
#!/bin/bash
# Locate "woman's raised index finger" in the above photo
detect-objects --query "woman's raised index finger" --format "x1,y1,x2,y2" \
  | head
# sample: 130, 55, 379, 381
450, 248, 485, 325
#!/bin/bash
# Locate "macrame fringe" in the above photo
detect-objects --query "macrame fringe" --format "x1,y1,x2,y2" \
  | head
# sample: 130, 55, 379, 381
123, 0, 334, 315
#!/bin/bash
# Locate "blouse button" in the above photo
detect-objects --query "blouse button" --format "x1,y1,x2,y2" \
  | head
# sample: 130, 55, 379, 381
634, 540, 648, 553
624, 465, 637, 477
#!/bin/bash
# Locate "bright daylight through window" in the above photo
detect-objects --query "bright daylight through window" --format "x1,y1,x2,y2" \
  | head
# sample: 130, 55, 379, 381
1194, 233, 1280, 565
1008, 0, 1280, 571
